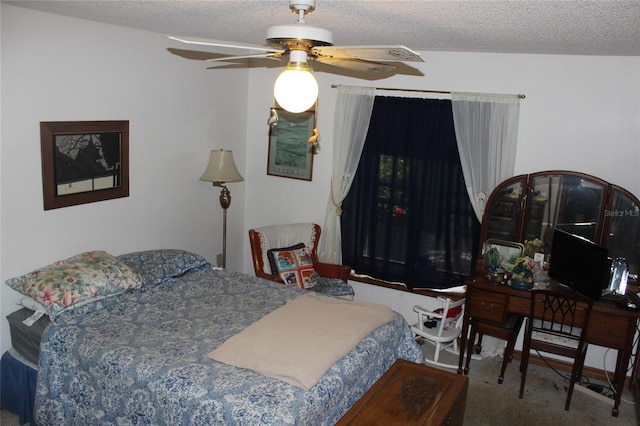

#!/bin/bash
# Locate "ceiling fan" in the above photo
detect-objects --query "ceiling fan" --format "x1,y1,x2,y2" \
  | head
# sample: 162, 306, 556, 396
168, 0, 424, 113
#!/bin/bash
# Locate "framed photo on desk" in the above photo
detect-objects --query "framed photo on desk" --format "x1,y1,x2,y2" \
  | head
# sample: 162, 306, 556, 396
483, 239, 524, 270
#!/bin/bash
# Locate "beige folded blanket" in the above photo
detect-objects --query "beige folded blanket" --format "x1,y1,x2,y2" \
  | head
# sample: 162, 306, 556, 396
208, 292, 394, 390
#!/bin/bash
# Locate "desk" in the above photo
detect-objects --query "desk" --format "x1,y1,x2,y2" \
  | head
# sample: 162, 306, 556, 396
458, 273, 640, 417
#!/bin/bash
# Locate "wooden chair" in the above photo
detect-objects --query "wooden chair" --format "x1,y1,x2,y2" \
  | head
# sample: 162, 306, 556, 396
248, 223, 353, 298
519, 289, 593, 410
464, 314, 525, 383
411, 297, 466, 369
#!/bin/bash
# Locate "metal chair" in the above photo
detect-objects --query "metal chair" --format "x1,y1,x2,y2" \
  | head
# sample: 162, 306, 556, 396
411, 297, 466, 369
518, 289, 593, 410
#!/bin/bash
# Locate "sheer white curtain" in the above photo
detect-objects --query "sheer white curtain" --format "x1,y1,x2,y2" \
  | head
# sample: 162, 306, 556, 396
319, 86, 375, 263
451, 92, 521, 221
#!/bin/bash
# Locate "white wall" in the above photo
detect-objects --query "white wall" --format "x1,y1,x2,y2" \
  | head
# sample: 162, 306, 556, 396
0, 5, 249, 353
242, 53, 640, 258
242, 46, 640, 371
2, 5, 639, 370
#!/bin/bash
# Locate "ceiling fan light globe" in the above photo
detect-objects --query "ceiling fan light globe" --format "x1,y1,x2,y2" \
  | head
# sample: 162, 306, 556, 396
273, 67, 318, 113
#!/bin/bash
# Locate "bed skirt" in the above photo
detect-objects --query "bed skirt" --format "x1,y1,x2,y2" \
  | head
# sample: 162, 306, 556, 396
1, 350, 37, 425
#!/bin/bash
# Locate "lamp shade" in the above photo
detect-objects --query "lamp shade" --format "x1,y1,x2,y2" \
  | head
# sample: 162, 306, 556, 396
200, 149, 244, 183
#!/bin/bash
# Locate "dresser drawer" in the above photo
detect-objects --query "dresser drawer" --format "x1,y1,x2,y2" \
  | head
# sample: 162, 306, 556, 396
466, 289, 508, 322
508, 295, 530, 316
587, 311, 633, 349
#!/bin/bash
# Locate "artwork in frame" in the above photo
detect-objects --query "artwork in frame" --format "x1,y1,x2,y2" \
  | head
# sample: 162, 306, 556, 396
40, 120, 130, 210
267, 108, 315, 181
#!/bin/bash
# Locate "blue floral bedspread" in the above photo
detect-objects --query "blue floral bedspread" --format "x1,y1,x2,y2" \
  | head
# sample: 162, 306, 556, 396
35, 266, 423, 425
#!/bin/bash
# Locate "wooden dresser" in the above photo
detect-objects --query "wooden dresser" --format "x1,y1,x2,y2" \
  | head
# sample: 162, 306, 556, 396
337, 359, 468, 425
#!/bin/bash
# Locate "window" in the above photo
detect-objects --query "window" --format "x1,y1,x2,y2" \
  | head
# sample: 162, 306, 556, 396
341, 96, 480, 289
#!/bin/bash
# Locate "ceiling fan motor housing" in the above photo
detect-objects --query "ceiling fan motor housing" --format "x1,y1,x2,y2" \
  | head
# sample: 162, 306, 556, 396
269, 0, 332, 51
266, 24, 333, 50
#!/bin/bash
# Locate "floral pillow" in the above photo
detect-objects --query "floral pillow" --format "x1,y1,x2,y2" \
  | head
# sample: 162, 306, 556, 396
267, 243, 318, 290
117, 249, 210, 287
5, 251, 141, 319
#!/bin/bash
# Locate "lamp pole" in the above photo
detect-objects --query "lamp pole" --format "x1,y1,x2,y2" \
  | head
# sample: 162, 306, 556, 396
217, 184, 231, 269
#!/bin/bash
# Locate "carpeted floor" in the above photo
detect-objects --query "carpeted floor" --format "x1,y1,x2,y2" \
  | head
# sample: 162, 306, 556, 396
0, 408, 21, 426
1, 343, 637, 425
419, 340, 638, 425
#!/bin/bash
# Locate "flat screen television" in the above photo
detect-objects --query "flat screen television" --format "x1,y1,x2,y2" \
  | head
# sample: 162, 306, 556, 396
548, 228, 610, 301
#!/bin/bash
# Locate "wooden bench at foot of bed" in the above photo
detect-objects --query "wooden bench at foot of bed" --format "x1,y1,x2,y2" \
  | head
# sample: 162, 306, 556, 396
336, 359, 468, 426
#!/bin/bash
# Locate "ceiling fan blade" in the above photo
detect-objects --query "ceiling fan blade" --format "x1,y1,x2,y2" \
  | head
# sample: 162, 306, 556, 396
313, 57, 396, 73
313, 45, 424, 62
168, 35, 283, 54
206, 52, 281, 62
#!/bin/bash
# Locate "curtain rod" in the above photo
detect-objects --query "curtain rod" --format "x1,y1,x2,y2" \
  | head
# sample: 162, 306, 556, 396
330, 84, 526, 99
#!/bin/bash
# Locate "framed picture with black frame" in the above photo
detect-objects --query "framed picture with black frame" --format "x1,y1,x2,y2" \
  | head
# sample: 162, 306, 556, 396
40, 120, 130, 210
267, 108, 315, 181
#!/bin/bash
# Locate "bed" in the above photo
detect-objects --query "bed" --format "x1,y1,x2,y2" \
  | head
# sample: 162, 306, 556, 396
2, 249, 424, 425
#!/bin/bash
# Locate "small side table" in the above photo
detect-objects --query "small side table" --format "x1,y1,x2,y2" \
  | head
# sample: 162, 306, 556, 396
336, 359, 468, 425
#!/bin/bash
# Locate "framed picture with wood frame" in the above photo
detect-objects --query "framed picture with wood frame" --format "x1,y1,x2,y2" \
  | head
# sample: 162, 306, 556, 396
40, 120, 130, 210
267, 108, 315, 181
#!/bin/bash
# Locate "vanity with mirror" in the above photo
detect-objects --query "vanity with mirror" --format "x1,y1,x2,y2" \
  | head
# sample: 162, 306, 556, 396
479, 170, 640, 281
464, 170, 640, 417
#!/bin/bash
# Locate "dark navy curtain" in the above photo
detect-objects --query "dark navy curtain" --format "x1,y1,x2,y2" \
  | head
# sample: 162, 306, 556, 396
341, 96, 480, 289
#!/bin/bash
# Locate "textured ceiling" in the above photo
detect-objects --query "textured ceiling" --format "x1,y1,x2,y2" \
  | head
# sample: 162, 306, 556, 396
5, 0, 640, 56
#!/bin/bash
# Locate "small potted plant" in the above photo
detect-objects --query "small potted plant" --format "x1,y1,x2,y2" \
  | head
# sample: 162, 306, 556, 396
484, 247, 503, 284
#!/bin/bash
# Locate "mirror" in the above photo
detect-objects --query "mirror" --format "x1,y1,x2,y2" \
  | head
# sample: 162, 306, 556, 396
607, 188, 640, 278
484, 177, 525, 242
480, 171, 640, 280
524, 174, 606, 252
